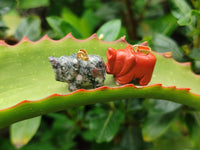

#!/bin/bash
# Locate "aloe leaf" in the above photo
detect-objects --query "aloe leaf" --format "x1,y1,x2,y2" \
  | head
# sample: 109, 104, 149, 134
0, 34, 200, 129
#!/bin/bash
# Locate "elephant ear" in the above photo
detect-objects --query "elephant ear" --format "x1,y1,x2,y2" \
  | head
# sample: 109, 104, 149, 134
105, 47, 117, 73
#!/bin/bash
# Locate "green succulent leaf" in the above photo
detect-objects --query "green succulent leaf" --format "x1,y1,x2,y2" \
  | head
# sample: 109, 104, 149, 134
143, 14, 178, 36
152, 33, 184, 61
185, 112, 200, 147
191, 10, 200, 16
142, 103, 181, 141
61, 8, 92, 38
0, 0, 16, 15
177, 12, 192, 26
189, 48, 200, 60
192, 60, 200, 74
46, 16, 82, 38
89, 109, 124, 143
14, 16, 41, 41
170, 0, 192, 26
10, 116, 41, 149
0, 34, 200, 129
119, 126, 145, 150
97, 19, 121, 41
146, 99, 182, 114
18, 0, 50, 9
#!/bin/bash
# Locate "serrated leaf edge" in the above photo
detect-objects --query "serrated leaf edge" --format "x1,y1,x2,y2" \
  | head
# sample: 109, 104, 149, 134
0, 33, 129, 47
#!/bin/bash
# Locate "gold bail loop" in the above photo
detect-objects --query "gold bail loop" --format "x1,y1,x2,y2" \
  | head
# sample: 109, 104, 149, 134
77, 49, 89, 61
132, 45, 151, 54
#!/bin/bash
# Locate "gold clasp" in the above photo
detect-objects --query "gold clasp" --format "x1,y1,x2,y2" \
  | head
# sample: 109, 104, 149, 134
132, 45, 151, 54
77, 49, 89, 61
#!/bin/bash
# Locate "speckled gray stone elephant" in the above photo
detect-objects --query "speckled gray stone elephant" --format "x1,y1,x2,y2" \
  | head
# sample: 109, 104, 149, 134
49, 50, 105, 91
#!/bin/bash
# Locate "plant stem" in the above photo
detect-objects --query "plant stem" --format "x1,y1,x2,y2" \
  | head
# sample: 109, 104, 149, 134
193, 18, 200, 48
109, 102, 115, 110
191, 0, 200, 48
121, 0, 138, 40
193, 112, 200, 127
138, 0, 152, 22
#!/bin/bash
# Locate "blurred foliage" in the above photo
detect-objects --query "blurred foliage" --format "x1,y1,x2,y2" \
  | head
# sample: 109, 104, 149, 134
10, 117, 42, 149
1, 0, 200, 149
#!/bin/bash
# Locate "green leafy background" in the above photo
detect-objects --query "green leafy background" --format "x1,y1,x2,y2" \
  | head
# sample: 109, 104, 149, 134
1, 0, 200, 149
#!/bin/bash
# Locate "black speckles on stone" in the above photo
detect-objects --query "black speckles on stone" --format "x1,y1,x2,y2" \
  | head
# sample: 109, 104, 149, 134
49, 52, 105, 91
